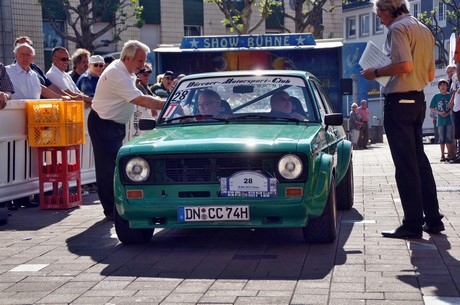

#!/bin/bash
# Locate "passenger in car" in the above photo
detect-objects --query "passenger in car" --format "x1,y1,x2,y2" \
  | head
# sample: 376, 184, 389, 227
197, 89, 232, 119
270, 91, 304, 120
289, 96, 307, 117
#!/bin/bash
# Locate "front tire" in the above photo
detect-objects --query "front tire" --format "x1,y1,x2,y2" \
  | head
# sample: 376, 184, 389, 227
336, 160, 354, 210
303, 176, 337, 243
115, 212, 154, 244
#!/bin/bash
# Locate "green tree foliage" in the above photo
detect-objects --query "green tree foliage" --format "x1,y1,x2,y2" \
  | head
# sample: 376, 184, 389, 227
38, 0, 144, 52
418, 0, 460, 66
281, 0, 336, 38
204, 0, 279, 34
205, 0, 337, 39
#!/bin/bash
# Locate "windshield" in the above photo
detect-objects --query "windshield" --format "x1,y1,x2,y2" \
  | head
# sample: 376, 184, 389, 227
158, 74, 320, 124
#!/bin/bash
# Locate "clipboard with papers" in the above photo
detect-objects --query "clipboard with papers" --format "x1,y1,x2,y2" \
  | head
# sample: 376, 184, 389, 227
359, 41, 392, 87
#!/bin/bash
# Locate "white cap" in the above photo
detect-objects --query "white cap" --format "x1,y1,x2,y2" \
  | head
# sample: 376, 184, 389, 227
89, 55, 104, 64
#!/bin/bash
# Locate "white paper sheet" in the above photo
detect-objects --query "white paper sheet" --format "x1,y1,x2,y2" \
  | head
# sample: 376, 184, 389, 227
359, 41, 392, 87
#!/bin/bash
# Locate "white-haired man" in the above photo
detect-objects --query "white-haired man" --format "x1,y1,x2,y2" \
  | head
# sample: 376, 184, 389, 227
6, 43, 41, 99
88, 40, 166, 221
361, 0, 444, 239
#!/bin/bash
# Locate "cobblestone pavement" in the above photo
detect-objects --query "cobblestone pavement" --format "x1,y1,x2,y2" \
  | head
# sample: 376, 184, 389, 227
1, 140, 460, 305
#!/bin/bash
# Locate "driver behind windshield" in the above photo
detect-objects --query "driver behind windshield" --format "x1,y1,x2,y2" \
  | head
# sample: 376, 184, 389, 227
269, 91, 304, 120
198, 89, 232, 119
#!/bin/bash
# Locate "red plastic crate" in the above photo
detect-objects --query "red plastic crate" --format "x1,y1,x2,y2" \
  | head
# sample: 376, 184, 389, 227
37, 146, 82, 210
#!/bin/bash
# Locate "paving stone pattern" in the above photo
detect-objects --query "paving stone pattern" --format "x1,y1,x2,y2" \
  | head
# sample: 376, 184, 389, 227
1, 139, 460, 305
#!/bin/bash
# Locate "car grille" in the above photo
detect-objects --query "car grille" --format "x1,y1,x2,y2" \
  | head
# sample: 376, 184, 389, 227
120, 152, 307, 185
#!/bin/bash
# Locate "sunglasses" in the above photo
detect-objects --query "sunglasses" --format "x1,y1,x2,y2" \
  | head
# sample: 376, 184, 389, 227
92, 64, 104, 68
56, 57, 70, 62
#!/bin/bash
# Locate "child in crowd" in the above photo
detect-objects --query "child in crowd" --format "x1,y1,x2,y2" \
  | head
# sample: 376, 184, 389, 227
430, 79, 452, 161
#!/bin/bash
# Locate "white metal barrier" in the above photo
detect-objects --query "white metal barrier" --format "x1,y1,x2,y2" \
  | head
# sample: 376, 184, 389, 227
0, 99, 135, 203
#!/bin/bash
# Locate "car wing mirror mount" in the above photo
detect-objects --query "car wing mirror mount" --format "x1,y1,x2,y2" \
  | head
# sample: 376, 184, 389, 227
139, 118, 157, 130
324, 113, 343, 131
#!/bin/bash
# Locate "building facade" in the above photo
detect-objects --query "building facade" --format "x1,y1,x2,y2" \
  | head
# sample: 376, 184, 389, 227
342, 0, 456, 135
342, 0, 456, 68
0, 0, 342, 71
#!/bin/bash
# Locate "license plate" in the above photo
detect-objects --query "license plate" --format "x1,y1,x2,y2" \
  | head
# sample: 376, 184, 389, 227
178, 206, 250, 222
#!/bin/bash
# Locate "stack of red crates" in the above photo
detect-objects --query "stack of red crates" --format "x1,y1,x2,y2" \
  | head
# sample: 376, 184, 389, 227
37, 145, 82, 209
26, 100, 85, 209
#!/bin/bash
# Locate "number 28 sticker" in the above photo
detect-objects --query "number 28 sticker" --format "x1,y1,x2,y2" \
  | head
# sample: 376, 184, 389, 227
220, 171, 277, 197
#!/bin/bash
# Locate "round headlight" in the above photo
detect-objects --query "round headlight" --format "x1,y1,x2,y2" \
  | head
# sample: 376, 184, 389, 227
125, 157, 150, 182
278, 154, 303, 179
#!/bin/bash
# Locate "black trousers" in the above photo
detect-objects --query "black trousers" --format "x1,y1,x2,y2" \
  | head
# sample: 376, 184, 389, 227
384, 91, 442, 229
87, 110, 126, 217
359, 121, 369, 148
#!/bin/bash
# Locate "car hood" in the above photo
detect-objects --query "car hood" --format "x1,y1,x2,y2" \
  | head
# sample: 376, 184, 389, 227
122, 123, 321, 155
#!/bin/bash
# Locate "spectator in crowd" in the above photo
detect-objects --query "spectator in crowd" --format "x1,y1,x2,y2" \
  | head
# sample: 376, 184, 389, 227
103, 55, 115, 72
46, 46, 92, 105
76, 55, 104, 98
357, 99, 370, 149
87, 40, 166, 221
349, 103, 363, 150
136, 62, 154, 96
446, 64, 457, 161
68, 48, 90, 83
150, 70, 174, 98
446, 64, 456, 89
174, 73, 186, 86
362, 0, 444, 239
133, 62, 157, 135
6, 43, 41, 100
14, 36, 69, 100
0, 63, 14, 109
430, 79, 452, 162
449, 61, 460, 163
155, 73, 164, 85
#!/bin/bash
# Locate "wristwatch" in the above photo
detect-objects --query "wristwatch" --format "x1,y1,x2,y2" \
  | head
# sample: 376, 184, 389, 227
374, 68, 381, 78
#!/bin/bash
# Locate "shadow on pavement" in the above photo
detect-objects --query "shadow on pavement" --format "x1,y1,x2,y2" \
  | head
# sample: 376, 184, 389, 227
65, 208, 363, 281
398, 235, 460, 297
0, 192, 101, 231
0, 206, 74, 231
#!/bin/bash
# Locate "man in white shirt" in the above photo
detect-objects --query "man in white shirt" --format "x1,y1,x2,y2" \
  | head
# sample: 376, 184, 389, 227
88, 40, 165, 221
6, 43, 41, 100
46, 46, 92, 104
449, 62, 460, 163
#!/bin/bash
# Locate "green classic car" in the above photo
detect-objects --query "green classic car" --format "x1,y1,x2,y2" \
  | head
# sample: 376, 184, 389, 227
114, 70, 353, 244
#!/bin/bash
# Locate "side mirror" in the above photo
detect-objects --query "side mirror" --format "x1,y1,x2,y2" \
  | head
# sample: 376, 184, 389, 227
324, 113, 343, 131
139, 118, 156, 130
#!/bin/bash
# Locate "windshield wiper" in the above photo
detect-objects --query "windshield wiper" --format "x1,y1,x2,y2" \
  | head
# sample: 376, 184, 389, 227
162, 115, 228, 124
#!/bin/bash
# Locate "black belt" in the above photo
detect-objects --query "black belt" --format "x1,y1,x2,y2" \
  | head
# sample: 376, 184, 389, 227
90, 109, 124, 127
384, 90, 423, 98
